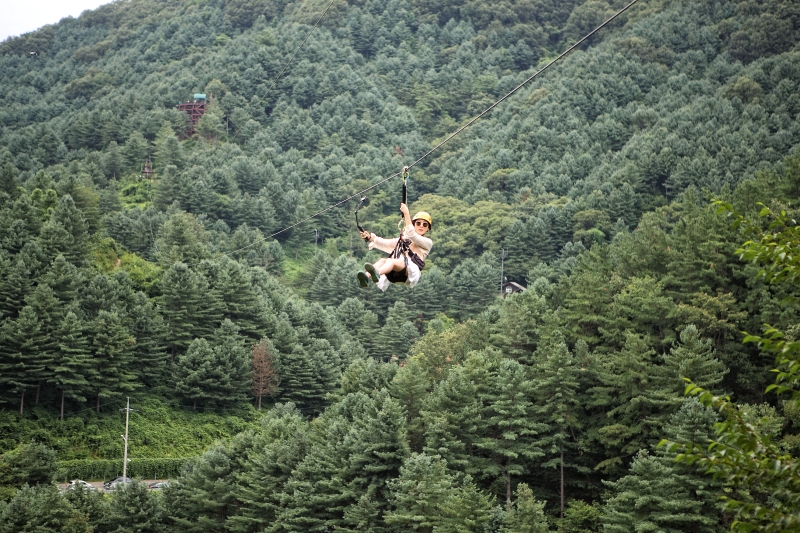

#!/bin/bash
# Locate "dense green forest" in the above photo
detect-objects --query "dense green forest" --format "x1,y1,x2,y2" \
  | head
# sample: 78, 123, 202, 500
1, 0, 799, 529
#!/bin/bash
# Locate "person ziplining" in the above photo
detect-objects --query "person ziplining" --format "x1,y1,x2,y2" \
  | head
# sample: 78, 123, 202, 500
206, 0, 640, 268
354, 167, 432, 291
358, 203, 432, 291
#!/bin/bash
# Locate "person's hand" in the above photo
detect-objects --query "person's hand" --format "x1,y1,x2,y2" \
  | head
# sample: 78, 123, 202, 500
399, 203, 410, 216
360, 231, 373, 241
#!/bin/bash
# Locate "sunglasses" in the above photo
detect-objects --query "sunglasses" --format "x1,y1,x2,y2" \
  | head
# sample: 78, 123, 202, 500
414, 221, 430, 228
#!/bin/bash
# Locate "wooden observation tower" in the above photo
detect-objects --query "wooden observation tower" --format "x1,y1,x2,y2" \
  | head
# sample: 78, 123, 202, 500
141, 156, 155, 180
177, 92, 212, 137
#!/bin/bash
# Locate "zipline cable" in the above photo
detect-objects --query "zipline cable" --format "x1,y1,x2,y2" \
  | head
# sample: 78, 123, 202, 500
212, 0, 641, 260
404, 0, 640, 172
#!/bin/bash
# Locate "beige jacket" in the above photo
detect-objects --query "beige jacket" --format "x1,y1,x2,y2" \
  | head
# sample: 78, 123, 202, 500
369, 224, 433, 260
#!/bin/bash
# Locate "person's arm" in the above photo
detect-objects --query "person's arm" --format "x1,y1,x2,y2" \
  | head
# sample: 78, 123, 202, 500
368, 233, 399, 254
402, 228, 432, 257
400, 203, 412, 228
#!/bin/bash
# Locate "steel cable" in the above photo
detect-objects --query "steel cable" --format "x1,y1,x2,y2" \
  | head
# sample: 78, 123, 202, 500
208, 0, 642, 260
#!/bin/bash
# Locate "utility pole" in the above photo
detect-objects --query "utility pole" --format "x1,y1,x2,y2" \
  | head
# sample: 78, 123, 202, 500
120, 398, 134, 482
499, 248, 507, 296
313, 229, 319, 255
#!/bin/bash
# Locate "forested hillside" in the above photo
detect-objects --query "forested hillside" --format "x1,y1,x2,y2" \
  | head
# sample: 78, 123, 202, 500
1, 0, 799, 530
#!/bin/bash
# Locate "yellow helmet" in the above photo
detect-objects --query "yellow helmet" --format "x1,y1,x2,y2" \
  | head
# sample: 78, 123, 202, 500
412, 212, 432, 227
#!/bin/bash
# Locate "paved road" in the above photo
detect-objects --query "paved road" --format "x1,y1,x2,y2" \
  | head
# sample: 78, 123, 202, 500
59, 479, 168, 492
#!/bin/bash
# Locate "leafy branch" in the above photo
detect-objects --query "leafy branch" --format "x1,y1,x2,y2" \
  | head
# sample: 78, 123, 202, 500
660, 202, 800, 532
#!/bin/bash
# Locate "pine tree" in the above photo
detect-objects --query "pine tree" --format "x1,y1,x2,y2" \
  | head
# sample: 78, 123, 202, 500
0, 484, 91, 533
128, 292, 169, 389
503, 219, 533, 281
103, 140, 124, 179
205, 257, 267, 340
272, 316, 338, 413
336, 297, 380, 357
340, 494, 386, 533
660, 324, 728, 397
377, 301, 417, 360
63, 483, 111, 532
657, 398, 724, 528
124, 131, 149, 172
342, 390, 409, 520
0, 441, 58, 488
153, 165, 179, 210
390, 357, 431, 451
251, 339, 279, 409
475, 356, 546, 503
421, 363, 483, 474
154, 127, 184, 170
410, 267, 449, 322
602, 445, 722, 533
0, 258, 32, 320
175, 339, 217, 409
503, 483, 549, 533
160, 263, 223, 355
39, 195, 90, 266
80, 272, 135, 317
230, 404, 310, 533
210, 319, 252, 408
107, 480, 165, 533
529, 216, 557, 264
305, 338, 340, 414
0, 307, 46, 414
0, 163, 20, 201
196, 105, 226, 141
42, 254, 82, 309
558, 250, 614, 348
269, 414, 352, 533
23, 284, 61, 405
6, 190, 43, 251
605, 184, 637, 230
154, 212, 211, 266
489, 289, 549, 363
435, 477, 495, 533
384, 453, 454, 533
589, 332, 675, 472
272, 391, 408, 533
165, 436, 254, 532
531, 336, 586, 516
50, 311, 91, 420
230, 157, 266, 195
450, 258, 499, 319
89, 310, 136, 412
97, 181, 122, 215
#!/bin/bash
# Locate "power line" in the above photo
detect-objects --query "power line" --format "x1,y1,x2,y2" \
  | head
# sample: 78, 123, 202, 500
55, 398, 127, 418
204, 0, 642, 261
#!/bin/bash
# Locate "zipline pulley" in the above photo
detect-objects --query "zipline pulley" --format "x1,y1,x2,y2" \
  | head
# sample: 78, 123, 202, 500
354, 195, 370, 241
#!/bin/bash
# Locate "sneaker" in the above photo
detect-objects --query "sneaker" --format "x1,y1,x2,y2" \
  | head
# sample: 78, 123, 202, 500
357, 271, 369, 288
364, 263, 379, 283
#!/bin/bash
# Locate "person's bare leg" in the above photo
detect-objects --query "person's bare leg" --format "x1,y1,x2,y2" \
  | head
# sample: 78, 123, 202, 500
373, 258, 388, 271
377, 258, 405, 275
365, 258, 387, 282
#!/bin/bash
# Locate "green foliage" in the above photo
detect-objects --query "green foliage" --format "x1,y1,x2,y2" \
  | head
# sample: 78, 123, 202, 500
0, 484, 91, 533
0, 442, 58, 496
0, 397, 258, 463
0, 0, 799, 530
57, 457, 192, 483
503, 483, 549, 533
603, 449, 722, 533
107, 480, 166, 533
663, 201, 800, 531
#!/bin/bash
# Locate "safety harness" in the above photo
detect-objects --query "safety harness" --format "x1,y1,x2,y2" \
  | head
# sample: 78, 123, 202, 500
356, 167, 425, 284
